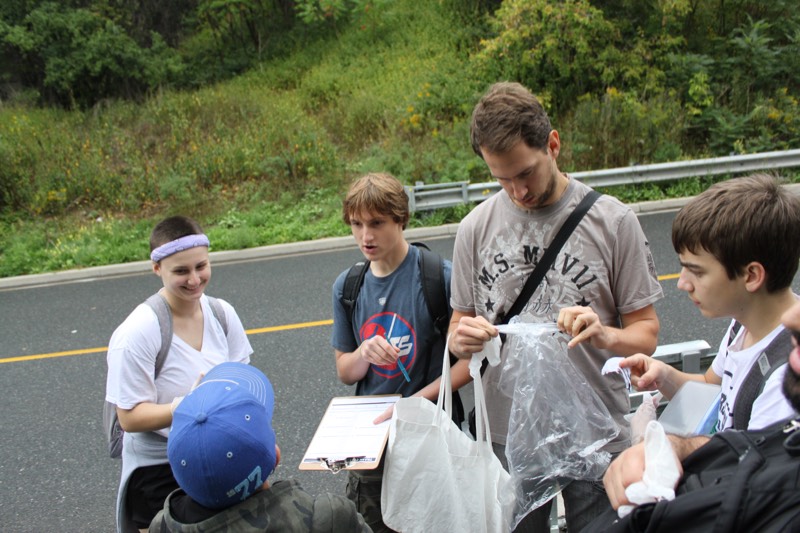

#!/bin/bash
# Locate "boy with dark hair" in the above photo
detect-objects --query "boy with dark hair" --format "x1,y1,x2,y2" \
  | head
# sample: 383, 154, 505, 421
332, 172, 471, 533
585, 297, 800, 532
149, 362, 372, 532
622, 173, 800, 432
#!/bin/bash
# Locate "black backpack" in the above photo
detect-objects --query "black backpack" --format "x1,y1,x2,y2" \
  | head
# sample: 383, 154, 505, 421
103, 293, 228, 459
586, 418, 800, 532
341, 242, 463, 424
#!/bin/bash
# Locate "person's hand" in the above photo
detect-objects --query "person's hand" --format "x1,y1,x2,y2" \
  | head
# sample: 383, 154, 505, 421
603, 443, 647, 510
449, 316, 498, 359
170, 395, 184, 413
373, 404, 395, 424
170, 372, 205, 413
359, 335, 399, 366
557, 306, 614, 349
628, 392, 661, 444
620, 354, 665, 391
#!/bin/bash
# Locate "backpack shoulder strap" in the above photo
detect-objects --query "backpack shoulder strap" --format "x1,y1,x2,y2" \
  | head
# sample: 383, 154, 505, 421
340, 243, 451, 342
142, 294, 230, 377
206, 296, 229, 335
732, 327, 794, 430
708, 421, 800, 533
341, 260, 370, 336
411, 242, 450, 337
144, 293, 172, 378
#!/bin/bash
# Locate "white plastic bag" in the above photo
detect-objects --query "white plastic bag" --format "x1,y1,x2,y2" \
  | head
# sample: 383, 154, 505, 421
497, 321, 620, 529
381, 339, 512, 533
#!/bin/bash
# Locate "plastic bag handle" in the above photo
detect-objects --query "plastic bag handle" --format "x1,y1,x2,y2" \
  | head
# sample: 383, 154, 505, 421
436, 338, 454, 422
435, 339, 493, 448
471, 353, 492, 446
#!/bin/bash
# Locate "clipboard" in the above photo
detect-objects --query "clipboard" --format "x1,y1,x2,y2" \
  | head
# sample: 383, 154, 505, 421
299, 394, 401, 473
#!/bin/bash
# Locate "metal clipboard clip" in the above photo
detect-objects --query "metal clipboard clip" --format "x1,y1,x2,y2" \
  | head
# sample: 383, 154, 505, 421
316, 456, 367, 473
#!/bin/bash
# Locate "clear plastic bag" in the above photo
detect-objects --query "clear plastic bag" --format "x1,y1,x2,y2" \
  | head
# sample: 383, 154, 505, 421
497, 320, 620, 529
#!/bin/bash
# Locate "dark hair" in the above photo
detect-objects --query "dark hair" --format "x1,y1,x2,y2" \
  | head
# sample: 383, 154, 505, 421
470, 81, 552, 157
149, 216, 205, 252
672, 174, 800, 292
342, 173, 410, 229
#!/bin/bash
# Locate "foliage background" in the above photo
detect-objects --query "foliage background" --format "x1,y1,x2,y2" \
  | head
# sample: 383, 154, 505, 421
1, 0, 799, 277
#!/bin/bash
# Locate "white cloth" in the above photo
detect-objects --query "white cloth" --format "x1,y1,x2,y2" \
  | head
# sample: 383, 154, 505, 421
617, 421, 681, 518
711, 320, 796, 431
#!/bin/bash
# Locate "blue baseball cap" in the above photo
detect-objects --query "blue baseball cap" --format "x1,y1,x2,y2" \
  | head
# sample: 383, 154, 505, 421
168, 362, 277, 510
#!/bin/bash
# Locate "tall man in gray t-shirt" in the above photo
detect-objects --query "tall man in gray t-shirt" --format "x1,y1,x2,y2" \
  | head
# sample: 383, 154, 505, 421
447, 82, 664, 532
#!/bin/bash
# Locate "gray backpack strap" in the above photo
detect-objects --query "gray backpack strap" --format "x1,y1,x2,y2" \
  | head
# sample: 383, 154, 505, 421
106, 293, 228, 459
732, 327, 794, 430
106, 293, 171, 459
144, 293, 173, 377
144, 294, 229, 368
206, 296, 229, 336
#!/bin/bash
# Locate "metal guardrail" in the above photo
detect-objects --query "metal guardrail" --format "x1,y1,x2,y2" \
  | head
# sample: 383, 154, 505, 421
405, 149, 800, 212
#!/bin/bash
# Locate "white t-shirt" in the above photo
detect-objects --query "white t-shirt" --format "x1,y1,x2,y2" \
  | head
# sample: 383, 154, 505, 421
712, 320, 796, 431
105, 294, 253, 436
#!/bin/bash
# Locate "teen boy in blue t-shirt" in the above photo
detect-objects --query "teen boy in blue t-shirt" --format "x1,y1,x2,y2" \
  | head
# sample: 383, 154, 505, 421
331, 172, 471, 533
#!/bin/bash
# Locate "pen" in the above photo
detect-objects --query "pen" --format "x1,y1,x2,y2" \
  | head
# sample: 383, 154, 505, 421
387, 313, 411, 383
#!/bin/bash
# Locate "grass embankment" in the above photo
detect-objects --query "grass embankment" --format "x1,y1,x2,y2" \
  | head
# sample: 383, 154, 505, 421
1, 1, 795, 278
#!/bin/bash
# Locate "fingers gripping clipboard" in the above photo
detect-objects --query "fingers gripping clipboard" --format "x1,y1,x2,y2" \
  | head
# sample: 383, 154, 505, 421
299, 395, 401, 473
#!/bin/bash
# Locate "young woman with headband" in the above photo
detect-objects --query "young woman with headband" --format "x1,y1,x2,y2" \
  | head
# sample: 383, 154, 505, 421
105, 215, 253, 533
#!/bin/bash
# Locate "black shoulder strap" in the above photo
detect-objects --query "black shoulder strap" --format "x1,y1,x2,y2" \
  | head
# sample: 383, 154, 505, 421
342, 260, 370, 337
711, 428, 768, 533
411, 242, 463, 423
732, 327, 794, 430
499, 189, 601, 325
341, 242, 450, 339
410, 242, 450, 337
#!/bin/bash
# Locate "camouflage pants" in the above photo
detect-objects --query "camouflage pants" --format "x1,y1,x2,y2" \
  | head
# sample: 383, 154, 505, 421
346, 465, 397, 533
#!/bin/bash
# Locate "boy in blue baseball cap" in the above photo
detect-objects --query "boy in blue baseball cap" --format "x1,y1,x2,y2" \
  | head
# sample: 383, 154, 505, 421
149, 362, 372, 532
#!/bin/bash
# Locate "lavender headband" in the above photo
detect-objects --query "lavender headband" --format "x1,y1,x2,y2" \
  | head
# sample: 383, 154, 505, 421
150, 234, 210, 263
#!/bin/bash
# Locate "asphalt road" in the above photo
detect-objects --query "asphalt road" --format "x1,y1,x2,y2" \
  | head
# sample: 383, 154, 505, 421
1, 209, 796, 532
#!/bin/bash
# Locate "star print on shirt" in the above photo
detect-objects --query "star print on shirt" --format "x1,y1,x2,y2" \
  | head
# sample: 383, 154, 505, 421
576, 296, 591, 307
485, 298, 495, 312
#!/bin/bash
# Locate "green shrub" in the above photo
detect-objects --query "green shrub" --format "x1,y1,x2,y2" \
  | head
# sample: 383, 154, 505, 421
474, 0, 622, 119
565, 88, 686, 170
1, 3, 182, 108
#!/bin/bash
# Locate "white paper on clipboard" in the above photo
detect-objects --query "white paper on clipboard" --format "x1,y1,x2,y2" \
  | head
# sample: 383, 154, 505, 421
299, 394, 401, 472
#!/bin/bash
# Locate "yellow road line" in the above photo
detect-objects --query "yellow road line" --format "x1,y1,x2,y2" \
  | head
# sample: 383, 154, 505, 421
247, 319, 333, 335
0, 319, 334, 364
0, 346, 109, 363
1, 273, 681, 364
